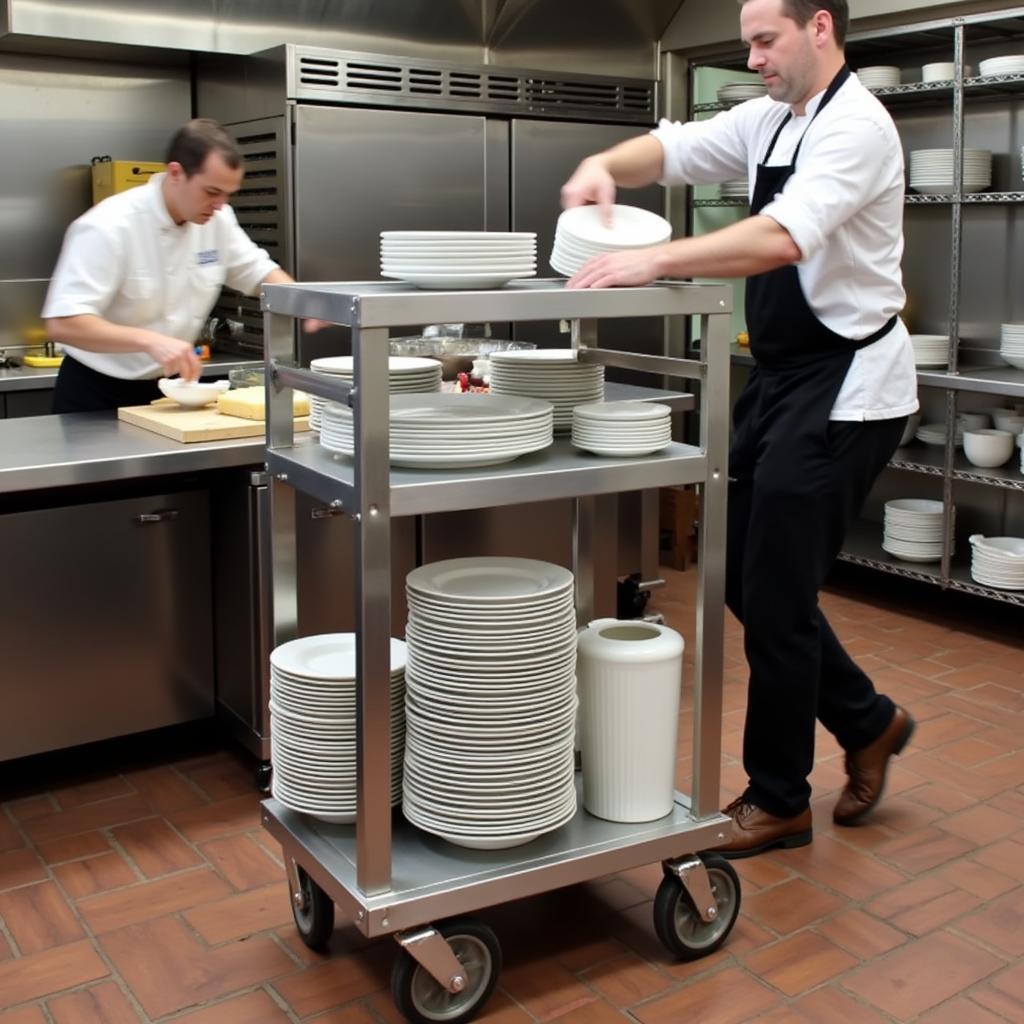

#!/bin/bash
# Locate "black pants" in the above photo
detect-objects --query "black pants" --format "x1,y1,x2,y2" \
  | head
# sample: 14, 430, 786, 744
726, 412, 907, 818
53, 355, 161, 413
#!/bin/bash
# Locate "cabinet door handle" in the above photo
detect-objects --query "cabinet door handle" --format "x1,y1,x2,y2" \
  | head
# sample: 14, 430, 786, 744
136, 509, 179, 524
310, 505, 344, 519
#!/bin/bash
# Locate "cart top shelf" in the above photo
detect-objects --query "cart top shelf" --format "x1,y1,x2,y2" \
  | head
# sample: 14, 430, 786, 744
260, 278, 733, 329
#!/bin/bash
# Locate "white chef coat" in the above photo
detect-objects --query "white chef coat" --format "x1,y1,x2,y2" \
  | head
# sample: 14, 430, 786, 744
42, 173, 279, 380
652, 72, 919, 421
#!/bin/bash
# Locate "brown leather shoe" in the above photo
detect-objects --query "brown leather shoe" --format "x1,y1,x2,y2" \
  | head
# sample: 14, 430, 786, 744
713, 797, 813, 860
833, 707, 915, 826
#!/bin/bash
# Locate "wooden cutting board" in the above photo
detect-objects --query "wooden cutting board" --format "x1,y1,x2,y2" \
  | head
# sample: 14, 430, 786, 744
118, 399, 310, 443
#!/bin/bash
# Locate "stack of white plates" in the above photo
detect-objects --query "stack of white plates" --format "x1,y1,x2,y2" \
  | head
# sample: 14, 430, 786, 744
858, 66, 901, 88
978, 55, 1024, 77
969, 535, 1024, 589
716, 81, 768, 103
916, 421, 965, 446
379, 231, 537, 290
719, 178, 749, 200
1019, 433, 1024, 472
320, 393, 553, 469
571, 401, 672, 457
488, 349, 604, 434
308, 356, 442, 433
999, 323, 1024, 369
402, 557, 579, 850
882, 499, 952, 563
269, 633, 407, 824
909, 334, 952, 367
550, 204, 672, 278
909, 149, 992, 194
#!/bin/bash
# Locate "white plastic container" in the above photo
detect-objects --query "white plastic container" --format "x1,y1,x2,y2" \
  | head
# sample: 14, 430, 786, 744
576, 618, 684, 822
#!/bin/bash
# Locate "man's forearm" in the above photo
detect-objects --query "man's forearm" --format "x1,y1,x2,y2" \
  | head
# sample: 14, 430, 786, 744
654, 216, 802, 279
596, 135, 667, 189
44, 314, 149, 354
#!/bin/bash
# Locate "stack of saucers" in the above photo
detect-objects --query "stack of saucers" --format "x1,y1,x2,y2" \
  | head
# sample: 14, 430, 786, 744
402, 557, 579, 850
379, 231, 537, 290
969, 535, 1024, 589
857, 65, 901, 88
488, 349, 604, 434
269, 633, 407, 824
719, 178, 749, 201
909, 334, 952, 367
320, 393, 553, 469
716, 81, 768, 104
909, 149, 992, 194
882, 499, 953, 563
550, 204, 672, 278
308, 356, 442, 433
978, 55, 1024, 77
571, 401, 672, 457
916, 421, 965, 447
1000, 323, 1024, 369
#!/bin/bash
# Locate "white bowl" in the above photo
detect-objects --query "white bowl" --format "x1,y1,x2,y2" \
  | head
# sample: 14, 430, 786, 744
963, 429, 1014, 468
922, 62, 957, 82
157, 377, 230, 407
958, 412, 990, 430
992, 413, 1024, 434
898, 413, 922, 446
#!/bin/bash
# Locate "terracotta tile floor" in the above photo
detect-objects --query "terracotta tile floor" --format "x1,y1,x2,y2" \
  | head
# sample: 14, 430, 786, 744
2, 565, 1022, 1023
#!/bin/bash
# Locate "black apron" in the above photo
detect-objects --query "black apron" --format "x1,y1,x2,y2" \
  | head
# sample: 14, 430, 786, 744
53, 353, 161, 413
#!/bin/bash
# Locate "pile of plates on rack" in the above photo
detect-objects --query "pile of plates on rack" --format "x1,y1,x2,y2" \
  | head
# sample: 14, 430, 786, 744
549, 204, 672, 278
308, 356, 442, 433
916, 420, 965, 447
716, 81, 768, 104
571, 401, 672, 457
320, 393, 554, 469
379, 230, 537, 290
857, 65, 901, 88
908, 148, 992, 194
401, 557, 579, 849
969, 535, 1024, 589
269, 633, 407, 824
882, 498, 952, 563
488, 349, 605, 434
978, 55, 1024, 77
909, 333, 952, 367
1000, 323, 1024, 369
718, 178, 749, 201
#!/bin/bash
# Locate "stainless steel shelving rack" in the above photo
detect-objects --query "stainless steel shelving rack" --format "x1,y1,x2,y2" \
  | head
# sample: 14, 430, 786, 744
258, 278, 739, 1022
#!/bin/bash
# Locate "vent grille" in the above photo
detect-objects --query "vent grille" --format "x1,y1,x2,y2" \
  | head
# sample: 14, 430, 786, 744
294, 52, 654, 123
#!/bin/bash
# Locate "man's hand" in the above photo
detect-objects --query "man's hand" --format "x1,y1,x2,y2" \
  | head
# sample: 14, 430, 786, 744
301, 319, 330, 333
142, 331, 202, 381
561, 156, 617, 226
567, 246, 666, 290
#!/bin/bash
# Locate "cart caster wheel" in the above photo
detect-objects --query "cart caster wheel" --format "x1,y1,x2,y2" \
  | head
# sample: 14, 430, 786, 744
391, 917, 501, 1024
654, 854, 740, 961
255, 762, 273, 794
290, 865, 334, 951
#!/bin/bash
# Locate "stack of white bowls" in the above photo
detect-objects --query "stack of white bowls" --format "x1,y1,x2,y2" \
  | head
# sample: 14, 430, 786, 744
882, 499, 952, 563
269, 633, 407, 824
964, 429, 1015, 468
402, 557, 579, 850
379, 231, 536, 290
917, 421, 965, 446
716, 81, 768, 104
719, 178, 749, 201
999, 324, 1024, 368
922, 62, 959, 82
978, 55, 1024, 77
909, 149, 992, 194
488, 349, 604, 434
909, 334, 951, 367
319, 393, 553, 469
550, 204, 672, 278
308, 356, 442, 433
571, 401, 672, 457
969, 535, 1024, 589
858, 66, 901, 88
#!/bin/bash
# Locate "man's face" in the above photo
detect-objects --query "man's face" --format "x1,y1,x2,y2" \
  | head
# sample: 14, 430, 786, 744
741, 0, 821, 106
166, 150, 243, 225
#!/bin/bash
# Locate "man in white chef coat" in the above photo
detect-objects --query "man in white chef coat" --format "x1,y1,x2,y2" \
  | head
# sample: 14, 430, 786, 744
562, 0, 919, 858
43, 118, 322, 412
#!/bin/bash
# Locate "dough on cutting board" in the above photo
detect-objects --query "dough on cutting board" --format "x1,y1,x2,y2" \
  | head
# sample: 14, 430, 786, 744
217, 386, 310, 420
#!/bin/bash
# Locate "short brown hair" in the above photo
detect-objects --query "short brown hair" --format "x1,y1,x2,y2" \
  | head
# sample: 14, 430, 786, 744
740, 0, 849, 47
165, 118, 242, 176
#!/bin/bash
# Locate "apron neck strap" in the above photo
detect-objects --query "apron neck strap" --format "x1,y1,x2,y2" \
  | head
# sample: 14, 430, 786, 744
761, 63, 851, 165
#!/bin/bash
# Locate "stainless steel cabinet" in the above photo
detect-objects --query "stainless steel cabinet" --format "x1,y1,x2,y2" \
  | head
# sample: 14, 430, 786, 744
1, 489, 214, 761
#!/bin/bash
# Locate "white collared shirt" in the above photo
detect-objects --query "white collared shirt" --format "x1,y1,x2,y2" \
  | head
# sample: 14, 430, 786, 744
652, 73, 919, 421
42, 173, 279, 380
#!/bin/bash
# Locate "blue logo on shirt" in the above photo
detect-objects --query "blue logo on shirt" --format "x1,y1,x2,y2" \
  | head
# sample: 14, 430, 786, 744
197, 249, 219, 266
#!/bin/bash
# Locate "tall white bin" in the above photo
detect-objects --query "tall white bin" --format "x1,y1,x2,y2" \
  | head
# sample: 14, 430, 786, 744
577, 618, 685, 822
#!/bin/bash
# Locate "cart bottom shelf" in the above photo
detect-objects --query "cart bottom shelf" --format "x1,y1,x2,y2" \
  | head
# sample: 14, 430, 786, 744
262, 778, 731, 938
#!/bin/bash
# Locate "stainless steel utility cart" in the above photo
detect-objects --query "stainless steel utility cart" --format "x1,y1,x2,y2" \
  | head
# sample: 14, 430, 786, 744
260, 279, 738, 1024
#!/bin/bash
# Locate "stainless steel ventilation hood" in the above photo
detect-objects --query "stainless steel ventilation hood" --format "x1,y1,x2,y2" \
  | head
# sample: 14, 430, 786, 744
0, 0, 686, 79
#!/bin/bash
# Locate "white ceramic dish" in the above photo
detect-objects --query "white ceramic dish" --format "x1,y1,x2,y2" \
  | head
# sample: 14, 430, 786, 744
157, 377, 230, 407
